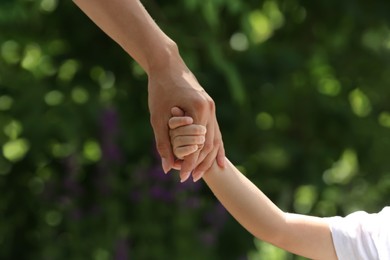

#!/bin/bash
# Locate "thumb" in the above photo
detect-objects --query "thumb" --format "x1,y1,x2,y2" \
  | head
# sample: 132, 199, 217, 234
171, 107, 185, 117
152, 114, 174, 174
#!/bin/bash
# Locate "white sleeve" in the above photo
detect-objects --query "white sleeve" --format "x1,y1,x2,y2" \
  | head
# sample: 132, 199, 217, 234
327, 207, 390, 260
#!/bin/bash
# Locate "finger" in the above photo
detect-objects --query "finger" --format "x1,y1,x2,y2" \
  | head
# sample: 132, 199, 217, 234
171, 107, 185, 117
215, 123, 226, 168
216, 144, 226, 168
172, 159, 182, 170
172, 135, 205, 148
174, 145, 198, 160
192, 123, 224, 181
152, 115, 174, 174
180, 151, 199, 182
182, 100, 208, 177
171, 107, 200, 182
168, 117, 193, 130
192, 117, 220, 180
169, 125, 206, 139
193, 119, 215, 170
192, 144, 219, 182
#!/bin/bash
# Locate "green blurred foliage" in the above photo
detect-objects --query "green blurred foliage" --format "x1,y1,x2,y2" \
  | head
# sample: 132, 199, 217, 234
1, 0, 390, 259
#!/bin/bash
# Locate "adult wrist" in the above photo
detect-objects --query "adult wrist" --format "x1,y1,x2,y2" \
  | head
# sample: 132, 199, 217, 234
146, 40, 187, 80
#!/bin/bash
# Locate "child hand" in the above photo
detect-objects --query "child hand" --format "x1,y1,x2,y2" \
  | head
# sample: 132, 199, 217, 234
169, 107, 206, 168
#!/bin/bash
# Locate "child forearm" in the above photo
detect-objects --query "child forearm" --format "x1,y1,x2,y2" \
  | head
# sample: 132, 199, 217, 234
203, 158, 337, 260
203, 159, 286, 244
73, 0, 180, 75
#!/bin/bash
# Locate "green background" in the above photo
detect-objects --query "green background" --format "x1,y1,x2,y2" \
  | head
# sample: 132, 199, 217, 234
1, 0, 390, 259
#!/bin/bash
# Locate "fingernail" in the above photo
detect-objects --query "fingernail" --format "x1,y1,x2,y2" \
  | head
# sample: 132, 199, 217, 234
218, 157, 226, 168
162, 158, 170, 174
180, 172, 191, 183
193, 171, 204, 182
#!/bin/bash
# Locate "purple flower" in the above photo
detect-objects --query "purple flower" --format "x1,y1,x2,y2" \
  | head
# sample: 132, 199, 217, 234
150, 185, 174, 202
129, 190, 141, 202
149, 165, 168, 181
114, 238, 129, 260
198, 229, 217, 247
184, 197, 201, 209
100, 107, 122, 162
62, 155, 83, 195
204, 202, 228, 231
69, 209, 82, 221
176, 177, 202, 192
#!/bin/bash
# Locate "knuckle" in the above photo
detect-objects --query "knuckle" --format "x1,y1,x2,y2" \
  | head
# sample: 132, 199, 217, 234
195, 126, 206, 135
181, 161, 194, 172
168, 119, 175, 129
192, 96, 207, 112
203, 142, 213, 153
196, 161, 212, 172
194, 136, 202, 144
174, 148, 183, 159
207, 98, 215, 111
213, 137, 222, 146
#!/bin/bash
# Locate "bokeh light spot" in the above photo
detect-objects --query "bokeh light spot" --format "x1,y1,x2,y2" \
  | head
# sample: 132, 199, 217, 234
58, 59, 79, 82
294, 185, 318, 214
349, 88, 371, 117
45, 210, 62, 226
131, 62, 146, 78
323, 149, 358, 185
248, 11, 272, 43
48, 39, 67, 55
50, 142, 73, 158
230, 32, 249, 51
44, 90, 64, 106
0, 95, 14, 111
1, 40, 21, 64
249, 238, 287, 259
2, 139, 30, 162
317, 77, 341, 96
71, 86, 89, 104
90, 67, 116, 89
263, 1, 284, 30
256, 112, 273, 130
3, 120, 23, 140
83, 140, 102, 162
93, 248, 110, 260
378, 112, 390, 128
21, 44, 42, 71
256, 145, 289, 170
40, 0, 58, 12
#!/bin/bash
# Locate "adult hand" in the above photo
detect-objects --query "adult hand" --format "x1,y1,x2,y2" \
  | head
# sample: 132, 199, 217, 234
148, 59, 225, 182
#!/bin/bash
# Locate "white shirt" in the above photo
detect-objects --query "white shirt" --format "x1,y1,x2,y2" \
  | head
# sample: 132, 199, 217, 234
327, 207, 390, 260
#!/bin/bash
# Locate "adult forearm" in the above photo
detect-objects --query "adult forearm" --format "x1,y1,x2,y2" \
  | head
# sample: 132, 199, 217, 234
73, 0, 180, 75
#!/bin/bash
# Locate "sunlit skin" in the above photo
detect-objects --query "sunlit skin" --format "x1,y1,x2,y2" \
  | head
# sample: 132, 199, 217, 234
73, 0, 225, 182
169, 107, 338, 260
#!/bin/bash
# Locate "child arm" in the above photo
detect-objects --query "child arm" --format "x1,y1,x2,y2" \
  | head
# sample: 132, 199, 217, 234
203, 161, 337, 260
169, 109, 338, 260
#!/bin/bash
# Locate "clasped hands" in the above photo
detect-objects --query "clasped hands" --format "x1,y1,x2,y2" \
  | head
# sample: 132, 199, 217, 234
169, 107, 216, 182
148, 63, 225, 182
